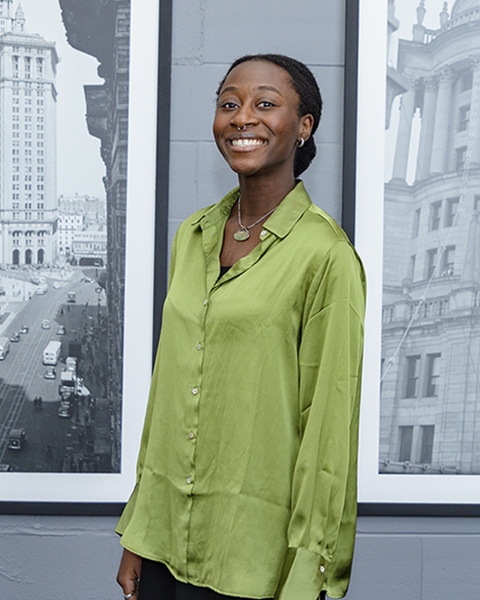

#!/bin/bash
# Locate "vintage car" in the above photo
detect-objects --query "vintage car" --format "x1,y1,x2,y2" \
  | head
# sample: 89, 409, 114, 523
10, 332, 20, 342
7, 428, 26, 450
44, 367, 56, 380
58, 401, 71, 418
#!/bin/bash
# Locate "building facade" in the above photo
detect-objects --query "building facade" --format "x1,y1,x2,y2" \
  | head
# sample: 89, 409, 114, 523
57, 194, 105, 258
59, 0, 130, 471
0, 1, 58, 267
72, 225, 107, 266
380, 0, 480, 474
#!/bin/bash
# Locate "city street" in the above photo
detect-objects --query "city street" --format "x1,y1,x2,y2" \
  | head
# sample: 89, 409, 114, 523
0, 267, 110, 472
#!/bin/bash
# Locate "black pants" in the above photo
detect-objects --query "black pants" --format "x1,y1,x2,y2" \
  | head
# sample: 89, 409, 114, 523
137, 559, 273, 600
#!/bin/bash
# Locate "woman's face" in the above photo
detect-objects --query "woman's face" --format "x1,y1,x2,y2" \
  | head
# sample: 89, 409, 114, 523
213, 60, 313, 179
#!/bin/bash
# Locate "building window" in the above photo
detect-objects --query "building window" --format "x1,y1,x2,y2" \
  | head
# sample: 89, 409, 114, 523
399, 426, 414, 462
425, 353, 441, 397
412, 208, 421, 238
441, 246, 455, 276
461, 71, 473, 92
405, 355, 421, 398
459, 105, 470, 132
430, 201, 442, 230
456, 146, 467, 170
409, 255, 416, 281
474, 195, 480, 213
445, 197, 460, 227
426, 248, 438, 279
420, 425, 435, 464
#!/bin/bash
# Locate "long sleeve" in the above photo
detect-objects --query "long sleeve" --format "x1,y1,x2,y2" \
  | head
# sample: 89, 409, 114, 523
115, 230, 180, 537
275, 240, 366, 600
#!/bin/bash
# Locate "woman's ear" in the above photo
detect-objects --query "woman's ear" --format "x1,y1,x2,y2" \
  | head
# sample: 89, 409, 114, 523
299, 113, 314, 143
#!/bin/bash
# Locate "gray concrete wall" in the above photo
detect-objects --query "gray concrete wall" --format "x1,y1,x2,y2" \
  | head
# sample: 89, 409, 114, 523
168, 0, 346, 251
2, 1, 479, 599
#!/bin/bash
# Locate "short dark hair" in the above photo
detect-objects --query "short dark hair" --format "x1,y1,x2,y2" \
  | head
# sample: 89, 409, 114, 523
216, 54, 322, 177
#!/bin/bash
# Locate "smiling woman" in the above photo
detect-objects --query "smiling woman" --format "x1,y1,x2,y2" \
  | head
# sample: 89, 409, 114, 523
116, 54, 366, 600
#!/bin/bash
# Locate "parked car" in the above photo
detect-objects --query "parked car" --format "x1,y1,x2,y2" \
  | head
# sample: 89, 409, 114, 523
53, 281, 62, 289
20, 325, 29, 334
58, 401, 71, 418
44, 367, 56, 380
7, 428, 26, 450
56, 325, 66, 336
41, 319, 50, 329
10, 332, 20, 342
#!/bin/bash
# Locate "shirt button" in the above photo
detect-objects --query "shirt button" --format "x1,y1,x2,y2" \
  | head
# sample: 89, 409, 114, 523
203, 299, 208, 306
320, 566, 325, 573
197, 343, 202, 350
192, 388, 198, 395
187, 477, 193, 484
260, 230, 267, 237
188, 431, 194, 439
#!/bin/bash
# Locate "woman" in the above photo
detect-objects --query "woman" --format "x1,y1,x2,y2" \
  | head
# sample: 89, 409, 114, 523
117, 54, 365, 600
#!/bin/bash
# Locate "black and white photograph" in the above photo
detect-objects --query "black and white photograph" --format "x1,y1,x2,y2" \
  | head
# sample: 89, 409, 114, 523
357, 0, 480, 503
0, 0, 160, 502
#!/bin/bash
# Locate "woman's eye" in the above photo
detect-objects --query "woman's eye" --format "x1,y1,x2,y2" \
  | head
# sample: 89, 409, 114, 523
259, 101, 274, 108
221, 102, 238, 109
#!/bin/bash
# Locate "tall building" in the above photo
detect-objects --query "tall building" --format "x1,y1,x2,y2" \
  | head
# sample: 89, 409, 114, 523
0, 1, 58, 266
380, 0, 480, 474
59, 0, 130, 471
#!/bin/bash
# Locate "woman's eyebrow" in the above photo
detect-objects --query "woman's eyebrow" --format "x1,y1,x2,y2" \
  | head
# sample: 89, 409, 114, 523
257, 85, 282, 96
219, 85, 283, 96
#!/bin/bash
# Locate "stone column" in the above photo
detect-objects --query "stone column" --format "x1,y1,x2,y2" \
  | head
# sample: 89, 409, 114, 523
415, 76, 437, 181
429, 66, 455, 175
468, 55, 480, 168
392, 86, 416, 181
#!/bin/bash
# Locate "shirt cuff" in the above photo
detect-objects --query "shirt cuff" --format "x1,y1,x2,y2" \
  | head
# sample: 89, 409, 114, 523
275, 547, 327, 600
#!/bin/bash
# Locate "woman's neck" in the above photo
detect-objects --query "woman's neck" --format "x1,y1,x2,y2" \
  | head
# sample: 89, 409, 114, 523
237, 172, 297, 216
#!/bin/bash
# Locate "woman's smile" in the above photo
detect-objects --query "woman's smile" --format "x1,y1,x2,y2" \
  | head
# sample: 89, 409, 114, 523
228, 136, 266, 150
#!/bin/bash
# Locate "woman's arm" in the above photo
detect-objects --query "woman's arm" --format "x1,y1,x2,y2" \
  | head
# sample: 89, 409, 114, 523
276, 241, 366, 600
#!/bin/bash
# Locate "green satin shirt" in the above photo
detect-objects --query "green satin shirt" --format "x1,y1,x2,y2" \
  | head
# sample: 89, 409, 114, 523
116, 181, 366, 600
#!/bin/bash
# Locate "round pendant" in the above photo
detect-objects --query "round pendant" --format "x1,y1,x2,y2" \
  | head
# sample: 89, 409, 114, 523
234, 228, 250, 242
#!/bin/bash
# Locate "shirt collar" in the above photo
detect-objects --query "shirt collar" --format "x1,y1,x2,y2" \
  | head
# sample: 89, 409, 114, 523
191, 180, 312, 238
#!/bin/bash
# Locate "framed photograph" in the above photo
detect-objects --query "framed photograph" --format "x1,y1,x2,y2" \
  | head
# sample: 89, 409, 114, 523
355, 0, 480, 509
0, 0, 170, 510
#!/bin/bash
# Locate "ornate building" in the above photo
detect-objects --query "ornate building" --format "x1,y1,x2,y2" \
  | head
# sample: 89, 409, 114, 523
59, 0, 130, 471
0, 1, 58, 267
380, 0, 480, 474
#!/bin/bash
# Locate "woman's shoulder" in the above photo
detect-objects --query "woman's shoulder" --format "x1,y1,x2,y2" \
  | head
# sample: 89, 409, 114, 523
292, 188, 363, 275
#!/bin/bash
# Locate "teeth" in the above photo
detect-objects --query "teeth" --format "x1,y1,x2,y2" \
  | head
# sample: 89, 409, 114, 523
231, 139, 264, 147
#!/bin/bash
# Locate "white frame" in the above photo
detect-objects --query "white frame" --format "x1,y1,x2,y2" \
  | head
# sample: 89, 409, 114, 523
356, 0, 480, 505
0, 0, 159, 504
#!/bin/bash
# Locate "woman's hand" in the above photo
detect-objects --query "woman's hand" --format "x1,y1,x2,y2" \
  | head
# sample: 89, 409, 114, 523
117, 548, 142, 598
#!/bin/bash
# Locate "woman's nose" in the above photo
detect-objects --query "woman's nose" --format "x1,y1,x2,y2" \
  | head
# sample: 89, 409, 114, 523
231, 105, 259, 129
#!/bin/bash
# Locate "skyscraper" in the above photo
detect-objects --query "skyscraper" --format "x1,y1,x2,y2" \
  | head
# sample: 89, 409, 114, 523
0, 1, 58, 266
